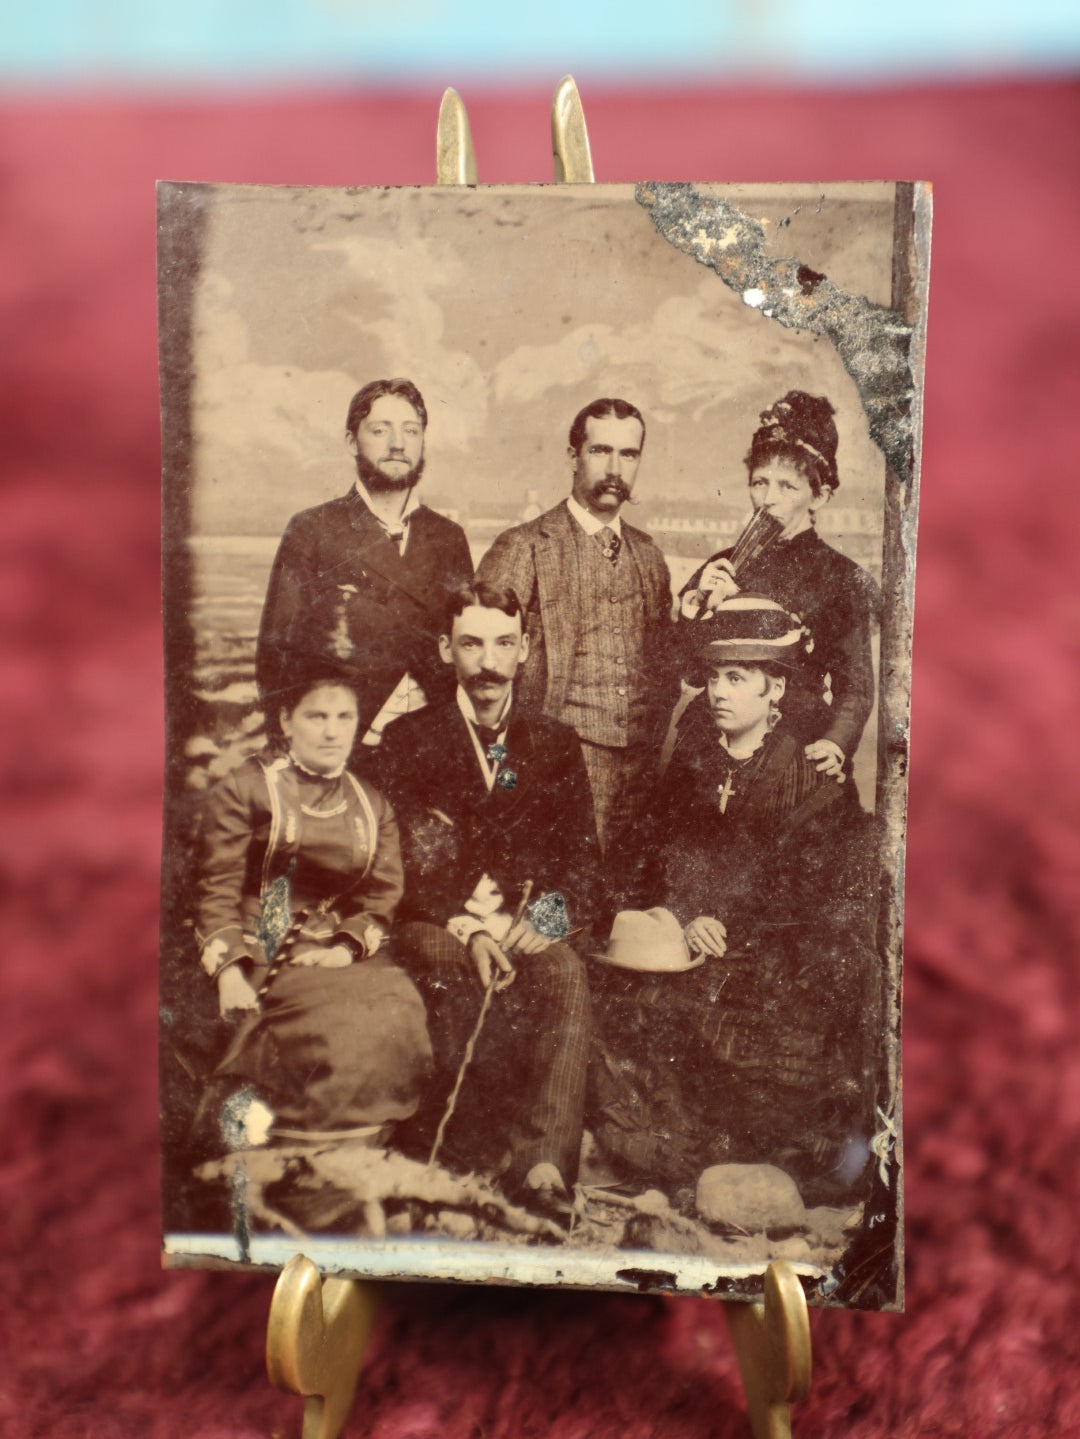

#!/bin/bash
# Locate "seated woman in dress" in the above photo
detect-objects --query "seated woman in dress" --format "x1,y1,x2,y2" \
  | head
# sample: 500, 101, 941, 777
195, 666, 433, 1151
678, 391, 878, 787
590, 598, 882, 1208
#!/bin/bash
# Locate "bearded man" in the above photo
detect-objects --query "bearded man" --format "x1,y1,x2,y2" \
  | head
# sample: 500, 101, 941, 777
256, 378, 474, 742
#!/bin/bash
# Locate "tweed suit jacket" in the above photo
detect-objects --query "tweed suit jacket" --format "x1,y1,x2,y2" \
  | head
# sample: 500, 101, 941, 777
374, 697, 602, 935
476, 500, 675, 743
256, 489, 473, 731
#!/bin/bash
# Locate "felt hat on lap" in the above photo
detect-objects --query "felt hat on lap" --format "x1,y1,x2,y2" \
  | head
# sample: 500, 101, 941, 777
596, 907, 704, 973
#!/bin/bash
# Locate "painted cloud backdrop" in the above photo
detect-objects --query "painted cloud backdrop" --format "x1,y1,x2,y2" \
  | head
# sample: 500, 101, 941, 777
190, 183, 896, 535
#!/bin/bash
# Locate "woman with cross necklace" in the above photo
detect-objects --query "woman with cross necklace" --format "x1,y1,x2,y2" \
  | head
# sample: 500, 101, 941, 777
590, 596, 882, 1208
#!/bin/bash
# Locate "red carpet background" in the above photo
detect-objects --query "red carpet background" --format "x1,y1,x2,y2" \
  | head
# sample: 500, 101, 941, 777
2, 80, 1078, 1436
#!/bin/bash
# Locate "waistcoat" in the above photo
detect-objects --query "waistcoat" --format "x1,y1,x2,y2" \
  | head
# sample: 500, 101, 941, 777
558, 521, 649, 748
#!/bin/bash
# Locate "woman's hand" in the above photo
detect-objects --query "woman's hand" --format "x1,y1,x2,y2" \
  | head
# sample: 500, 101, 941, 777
699, 559, 739, 604
804, 739, 846, 780
684, 916, 728, 958
290, 943, 354, 969
217, 966, 260, 1018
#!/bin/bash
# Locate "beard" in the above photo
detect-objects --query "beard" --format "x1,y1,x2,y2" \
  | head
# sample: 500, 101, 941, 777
354, 449, 426, 494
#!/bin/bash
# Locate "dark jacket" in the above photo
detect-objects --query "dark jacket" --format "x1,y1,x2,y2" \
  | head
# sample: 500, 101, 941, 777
375, 698, 602, 935
680, 527, 878, 758
256, 490, 474, 731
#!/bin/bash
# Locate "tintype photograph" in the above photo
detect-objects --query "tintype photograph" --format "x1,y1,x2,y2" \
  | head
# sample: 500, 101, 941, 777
159, 179, 928, 1311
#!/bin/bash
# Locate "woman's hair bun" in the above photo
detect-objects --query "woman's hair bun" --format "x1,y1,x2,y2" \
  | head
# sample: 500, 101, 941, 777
746, 389, 839, 494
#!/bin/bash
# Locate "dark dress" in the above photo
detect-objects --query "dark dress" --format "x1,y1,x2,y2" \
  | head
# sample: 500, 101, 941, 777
679, 526, 879, 760
590, 702, 882, 1205
196, 753, 433, 1140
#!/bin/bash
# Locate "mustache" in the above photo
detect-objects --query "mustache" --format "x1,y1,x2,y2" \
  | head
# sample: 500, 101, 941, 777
465, 670, 507, 689
591, 478, 632, 503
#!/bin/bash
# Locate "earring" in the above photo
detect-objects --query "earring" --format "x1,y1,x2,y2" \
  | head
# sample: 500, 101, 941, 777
767, 698, 782, 731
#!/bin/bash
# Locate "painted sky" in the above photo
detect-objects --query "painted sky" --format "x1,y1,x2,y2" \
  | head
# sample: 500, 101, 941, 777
186, 182, 896, 537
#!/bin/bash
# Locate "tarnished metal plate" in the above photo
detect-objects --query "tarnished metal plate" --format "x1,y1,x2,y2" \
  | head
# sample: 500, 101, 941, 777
159, 180, 928, 1312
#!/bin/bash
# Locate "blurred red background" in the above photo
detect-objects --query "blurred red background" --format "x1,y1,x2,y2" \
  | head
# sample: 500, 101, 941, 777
2, 79, 1078, 1436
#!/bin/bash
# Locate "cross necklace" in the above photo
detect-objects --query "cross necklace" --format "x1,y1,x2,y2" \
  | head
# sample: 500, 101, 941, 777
715, 744, 763, 814
717, 771, 736, 814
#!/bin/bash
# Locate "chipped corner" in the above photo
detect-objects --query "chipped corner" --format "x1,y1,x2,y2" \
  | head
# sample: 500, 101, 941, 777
634, 181, 918, 485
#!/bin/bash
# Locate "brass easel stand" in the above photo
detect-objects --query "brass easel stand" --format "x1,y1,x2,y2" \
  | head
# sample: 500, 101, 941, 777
264, 77, 813, 1438
268, 1251, 810, 1439
267, 1254, 380, 1439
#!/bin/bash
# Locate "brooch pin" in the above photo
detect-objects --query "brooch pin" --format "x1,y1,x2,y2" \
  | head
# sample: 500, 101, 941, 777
487, 742, 508, 763
496, 769, 517, 791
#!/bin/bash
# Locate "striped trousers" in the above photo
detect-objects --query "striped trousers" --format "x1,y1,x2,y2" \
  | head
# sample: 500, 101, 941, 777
579, 739, 659, 909
393, 921, 591, 1189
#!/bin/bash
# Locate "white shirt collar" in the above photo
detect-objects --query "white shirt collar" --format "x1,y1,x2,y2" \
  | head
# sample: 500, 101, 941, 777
352, 478, 422, 532
456, 685, 513, 792
455, 684, 512, 732
567, 494, 622, 538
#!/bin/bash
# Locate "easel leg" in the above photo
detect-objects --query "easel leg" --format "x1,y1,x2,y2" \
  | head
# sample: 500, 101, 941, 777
723, 1262, 812, 1439
266, 1254, 380, 1439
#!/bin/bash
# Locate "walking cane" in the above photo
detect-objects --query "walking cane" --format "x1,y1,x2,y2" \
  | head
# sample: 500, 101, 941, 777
427, 879, 534, 1169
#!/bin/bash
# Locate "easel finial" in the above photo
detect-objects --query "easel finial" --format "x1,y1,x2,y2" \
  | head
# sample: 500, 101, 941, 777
436, 87, 478, 185
552, 75, 595, 183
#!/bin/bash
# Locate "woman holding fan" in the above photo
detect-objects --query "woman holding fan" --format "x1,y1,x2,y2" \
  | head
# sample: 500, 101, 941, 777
678, 391, 878, 785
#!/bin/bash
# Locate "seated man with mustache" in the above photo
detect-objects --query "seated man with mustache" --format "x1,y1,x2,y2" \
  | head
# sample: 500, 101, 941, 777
375, 581, 601, 1220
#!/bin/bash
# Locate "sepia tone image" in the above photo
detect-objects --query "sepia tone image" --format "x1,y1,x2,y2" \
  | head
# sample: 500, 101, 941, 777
159, 179, 928, 1311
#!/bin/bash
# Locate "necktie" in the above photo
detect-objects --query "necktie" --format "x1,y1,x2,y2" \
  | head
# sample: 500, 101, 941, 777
597, 526, 621, 562
379, 513, 408, 549
474, 724, 500, 753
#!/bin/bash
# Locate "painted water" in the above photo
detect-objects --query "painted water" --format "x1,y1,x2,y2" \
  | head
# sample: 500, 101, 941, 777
181, 530, 878, 804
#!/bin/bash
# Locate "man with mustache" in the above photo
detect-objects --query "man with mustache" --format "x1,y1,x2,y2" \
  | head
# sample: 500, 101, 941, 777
477, 397, 673, 889
256, 378, 473, 742
375, 581, 599, 1219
